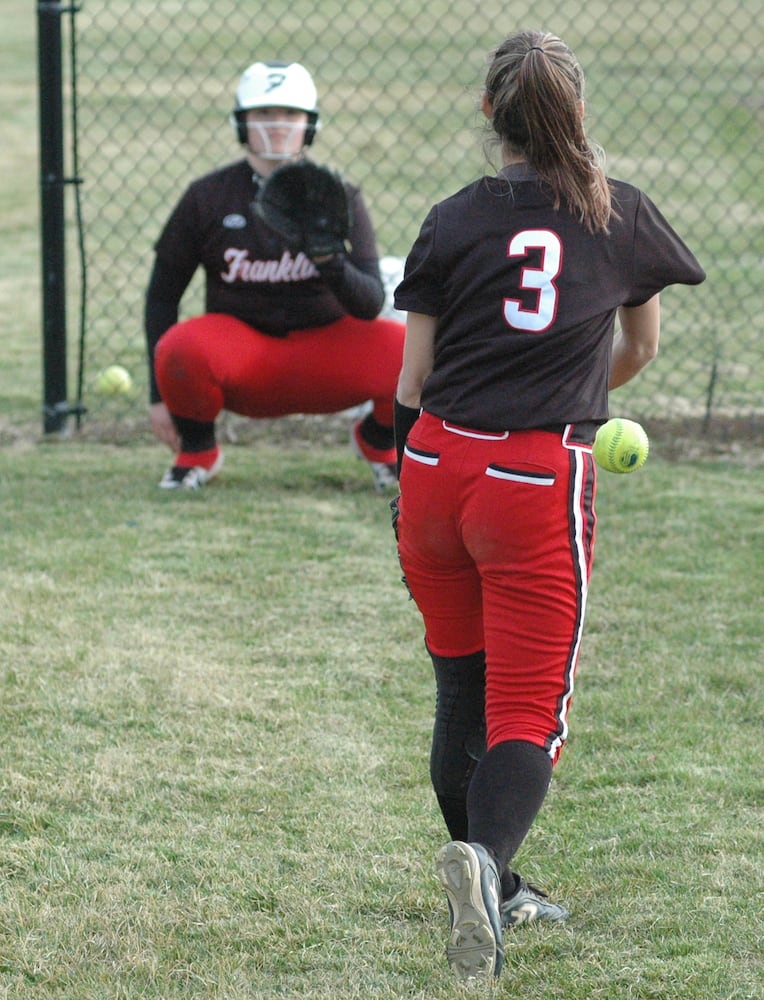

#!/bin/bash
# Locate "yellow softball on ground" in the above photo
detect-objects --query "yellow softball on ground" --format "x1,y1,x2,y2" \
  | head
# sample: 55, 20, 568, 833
94, 364, 133, 395
592, 418, 649, 473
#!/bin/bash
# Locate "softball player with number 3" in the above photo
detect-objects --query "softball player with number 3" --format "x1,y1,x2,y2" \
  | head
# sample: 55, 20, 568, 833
392, 30, 705, 983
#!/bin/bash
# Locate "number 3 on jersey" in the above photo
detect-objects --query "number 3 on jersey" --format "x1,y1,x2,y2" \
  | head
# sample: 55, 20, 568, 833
503, 229, 562, 333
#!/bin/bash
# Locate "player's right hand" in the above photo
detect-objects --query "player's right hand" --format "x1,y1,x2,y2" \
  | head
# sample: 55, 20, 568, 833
150, 401, 181, 452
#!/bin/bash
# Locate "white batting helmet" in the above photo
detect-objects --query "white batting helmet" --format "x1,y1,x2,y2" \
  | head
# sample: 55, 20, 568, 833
231, 61, 320, 146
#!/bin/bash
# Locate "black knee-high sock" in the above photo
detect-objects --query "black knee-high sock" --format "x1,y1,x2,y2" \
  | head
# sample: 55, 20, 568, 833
172, 415, 217, 453
358, 412, 394, 450
429, 650, 486, 842
466, 739, 553, 876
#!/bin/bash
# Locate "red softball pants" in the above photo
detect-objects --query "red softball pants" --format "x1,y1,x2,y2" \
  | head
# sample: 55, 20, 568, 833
154, 313, 406, 426
397, 412, 597, 763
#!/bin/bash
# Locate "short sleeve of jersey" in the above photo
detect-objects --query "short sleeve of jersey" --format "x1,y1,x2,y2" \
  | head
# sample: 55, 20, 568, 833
622, 187, 706, 305
393, 207, 443, 315
396, 181, 705, 315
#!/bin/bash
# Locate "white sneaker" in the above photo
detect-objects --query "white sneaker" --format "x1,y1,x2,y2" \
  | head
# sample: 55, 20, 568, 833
350, 422, 398, 494
159, 449, 223, 490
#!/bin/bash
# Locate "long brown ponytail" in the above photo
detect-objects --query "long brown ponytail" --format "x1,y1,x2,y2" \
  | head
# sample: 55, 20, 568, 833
484, 31, 613, 233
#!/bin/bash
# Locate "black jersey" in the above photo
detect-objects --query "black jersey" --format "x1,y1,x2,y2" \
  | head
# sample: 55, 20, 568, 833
394, 164, 705, 431
145, 158, 387, 403
148, 158, 383, 332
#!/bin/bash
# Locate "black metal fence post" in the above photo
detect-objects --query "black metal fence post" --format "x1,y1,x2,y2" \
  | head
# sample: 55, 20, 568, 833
37, 1, 69, 434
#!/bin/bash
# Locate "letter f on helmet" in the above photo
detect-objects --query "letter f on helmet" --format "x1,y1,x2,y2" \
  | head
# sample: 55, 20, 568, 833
231, 61, 320, 148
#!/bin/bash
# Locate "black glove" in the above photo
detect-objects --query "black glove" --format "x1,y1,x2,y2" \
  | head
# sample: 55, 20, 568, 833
390, 494, 401, 542
389, 495, 413, 600
254, 160, 351, 258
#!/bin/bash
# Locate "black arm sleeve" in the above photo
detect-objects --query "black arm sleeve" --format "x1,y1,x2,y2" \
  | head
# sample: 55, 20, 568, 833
314, 254, 385, 320
144, 255, 194, 404
394, 397, 422, 477
311, 182, 385, 320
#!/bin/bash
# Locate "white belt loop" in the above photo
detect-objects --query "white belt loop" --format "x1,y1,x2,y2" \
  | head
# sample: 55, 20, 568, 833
562, 423, 594, 452
442, 421, 509, 441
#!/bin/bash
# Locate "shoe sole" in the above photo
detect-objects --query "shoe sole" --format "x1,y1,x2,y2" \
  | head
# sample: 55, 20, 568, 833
436, 842, 500, 982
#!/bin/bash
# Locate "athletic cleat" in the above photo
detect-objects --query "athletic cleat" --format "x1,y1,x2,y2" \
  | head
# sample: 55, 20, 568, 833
364, 459, 398, 494
350, 421, 398, 494
436, 841, 504, 983
500, 878, 569, 928
159, 448, 224, 490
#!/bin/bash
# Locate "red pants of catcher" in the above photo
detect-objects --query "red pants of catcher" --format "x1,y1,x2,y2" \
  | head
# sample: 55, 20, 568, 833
397, 412, 598, 763
154, 313, 405, 426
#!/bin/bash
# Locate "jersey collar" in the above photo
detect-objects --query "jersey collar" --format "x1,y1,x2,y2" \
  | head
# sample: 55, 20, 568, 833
497, 162, 539, 182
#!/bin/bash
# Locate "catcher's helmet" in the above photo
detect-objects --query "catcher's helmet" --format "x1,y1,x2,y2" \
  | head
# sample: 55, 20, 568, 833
231, 61, 320, 146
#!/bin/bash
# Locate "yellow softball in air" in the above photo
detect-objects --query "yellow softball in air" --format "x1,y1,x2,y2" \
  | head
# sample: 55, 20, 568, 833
94, 364, 133, 396
592, 418, 649, 474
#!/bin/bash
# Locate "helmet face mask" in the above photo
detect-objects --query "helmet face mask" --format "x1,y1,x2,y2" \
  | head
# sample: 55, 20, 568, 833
231, 61, 320, 150
240, 115, 311, 161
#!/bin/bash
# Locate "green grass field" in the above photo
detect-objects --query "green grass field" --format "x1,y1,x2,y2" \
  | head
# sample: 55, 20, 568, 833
1, 441, 763, 999
1, 1, 763, 996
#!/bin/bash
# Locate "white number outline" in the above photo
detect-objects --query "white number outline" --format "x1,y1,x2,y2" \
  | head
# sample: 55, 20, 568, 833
503, 229, 563, 333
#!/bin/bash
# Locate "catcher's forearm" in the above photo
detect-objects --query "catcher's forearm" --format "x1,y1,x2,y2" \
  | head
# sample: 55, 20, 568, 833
315, 255, 385, 319
254, 161, 386, 318
145, 255, 192, 403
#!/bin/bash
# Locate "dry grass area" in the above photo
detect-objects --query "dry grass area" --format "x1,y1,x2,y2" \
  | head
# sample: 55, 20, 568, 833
5, 411, 763, 469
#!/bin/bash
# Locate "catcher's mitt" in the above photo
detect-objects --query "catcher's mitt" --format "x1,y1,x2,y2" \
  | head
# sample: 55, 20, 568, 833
254, 160, 351, 258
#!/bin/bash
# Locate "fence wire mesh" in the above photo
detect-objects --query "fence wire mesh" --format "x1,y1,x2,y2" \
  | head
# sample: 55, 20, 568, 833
59, 0, 763, 436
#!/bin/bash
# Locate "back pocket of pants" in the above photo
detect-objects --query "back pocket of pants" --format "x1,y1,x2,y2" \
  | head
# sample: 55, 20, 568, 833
404, 445, 440, 467
485, 464, 556, 486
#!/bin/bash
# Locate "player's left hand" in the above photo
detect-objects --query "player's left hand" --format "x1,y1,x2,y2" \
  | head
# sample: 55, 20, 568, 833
254, 160, 351, 258
389, 495, 413, 600
390, 494, 401, 541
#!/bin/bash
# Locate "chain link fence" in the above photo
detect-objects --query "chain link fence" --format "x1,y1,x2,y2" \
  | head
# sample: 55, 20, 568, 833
61, 0, 762, 438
